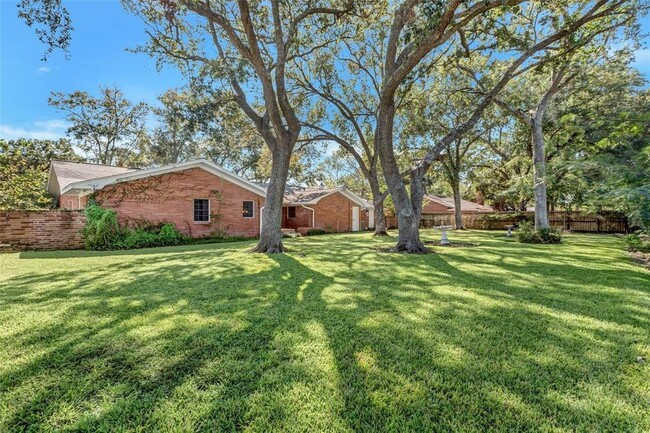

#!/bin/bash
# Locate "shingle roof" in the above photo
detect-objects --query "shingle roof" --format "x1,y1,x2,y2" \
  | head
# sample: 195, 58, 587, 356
425, 194, 493, 212
284, 187, 337, 204
50, 160, 138, 193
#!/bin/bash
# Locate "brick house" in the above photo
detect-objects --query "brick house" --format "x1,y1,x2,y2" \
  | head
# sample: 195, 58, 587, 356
48, 159, 372, 238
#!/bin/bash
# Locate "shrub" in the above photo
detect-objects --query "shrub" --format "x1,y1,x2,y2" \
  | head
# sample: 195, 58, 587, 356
306, 229, 328, 236
623, 233, 650, 252
516, 221, 562, 244
187, 234, 251, 245
81, 204, 122, 250
81, 204, 187, 250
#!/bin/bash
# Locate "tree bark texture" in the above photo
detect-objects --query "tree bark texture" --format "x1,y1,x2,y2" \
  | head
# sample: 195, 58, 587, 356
252, 146, 292, 253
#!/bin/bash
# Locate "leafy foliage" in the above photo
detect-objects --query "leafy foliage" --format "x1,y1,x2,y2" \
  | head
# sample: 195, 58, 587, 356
623, 233, 650, 253
0, 138, 80, 210
81, 203, 249, 250
17, 0, 72, 60
81, 204, 121, 250
516, 221, 562, 244
49, 86, 149, 166
81, 203, 185, 250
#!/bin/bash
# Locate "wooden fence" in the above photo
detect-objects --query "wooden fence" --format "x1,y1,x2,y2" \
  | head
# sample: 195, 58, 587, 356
420, 211, 629, 233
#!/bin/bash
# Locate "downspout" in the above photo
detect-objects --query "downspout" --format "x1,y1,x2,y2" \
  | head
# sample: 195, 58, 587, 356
301, 205, 315, 228
259, 206, 265, 236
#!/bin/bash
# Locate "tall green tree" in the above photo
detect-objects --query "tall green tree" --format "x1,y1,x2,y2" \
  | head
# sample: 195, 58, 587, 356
49, 86, 149, 166
375, 0, 645, 252
147, 88, 207, 165
0, 138, 80, 210
125, 0, 354, 253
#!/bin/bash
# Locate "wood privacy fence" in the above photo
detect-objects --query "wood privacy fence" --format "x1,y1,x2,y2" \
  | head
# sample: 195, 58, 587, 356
420, 211, 629, 233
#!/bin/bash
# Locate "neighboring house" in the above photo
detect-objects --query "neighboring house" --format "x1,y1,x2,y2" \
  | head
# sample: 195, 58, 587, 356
48, 159, 372, 237
422, 195, 493, 214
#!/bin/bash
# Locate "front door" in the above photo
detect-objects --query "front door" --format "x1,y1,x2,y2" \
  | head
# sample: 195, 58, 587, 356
352, 206, 360, 231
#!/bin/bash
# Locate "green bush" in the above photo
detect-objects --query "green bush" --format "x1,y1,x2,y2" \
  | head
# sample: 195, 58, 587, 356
516, 221, 562, 244
306, 229, 328, 236
81, 204, 187, 250
81, 204, 122, 250
623, 233, 650, 252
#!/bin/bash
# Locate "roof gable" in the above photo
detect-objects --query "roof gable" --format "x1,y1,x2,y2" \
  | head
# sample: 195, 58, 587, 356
285, 187, 372, 208
48, 160, 137, 197
424, 194, 492, 212
61, 159, 268, 197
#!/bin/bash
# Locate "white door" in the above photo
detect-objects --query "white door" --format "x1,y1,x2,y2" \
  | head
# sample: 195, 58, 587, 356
352, 206, 360, 231
368, 208, 375, 229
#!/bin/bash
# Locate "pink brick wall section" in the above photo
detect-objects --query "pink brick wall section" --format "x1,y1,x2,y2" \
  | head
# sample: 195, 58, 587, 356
94, 167, 265, 238
0, 210, 86, 250
282, 206, 312, 229
59, 193, 89, 210
312, 192, 369, 232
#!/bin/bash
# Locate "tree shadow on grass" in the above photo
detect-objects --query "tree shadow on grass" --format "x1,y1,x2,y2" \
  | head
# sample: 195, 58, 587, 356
1, 236, 649, 432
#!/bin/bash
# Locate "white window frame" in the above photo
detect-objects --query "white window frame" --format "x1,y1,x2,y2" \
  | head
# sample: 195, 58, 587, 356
193, 198, 211, 224
243, 200, 255, 219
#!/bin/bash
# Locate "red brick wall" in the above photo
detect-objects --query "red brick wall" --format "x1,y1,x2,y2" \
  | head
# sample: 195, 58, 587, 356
94, 168, 264, 238
311, 192, 369, 232
0, 210, 85, 250
282, 206, 313, 229
59, 193, 88, 210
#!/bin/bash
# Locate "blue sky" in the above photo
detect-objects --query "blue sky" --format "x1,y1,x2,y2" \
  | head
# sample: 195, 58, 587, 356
0, 0, 185, 140
1, 1, 649, 141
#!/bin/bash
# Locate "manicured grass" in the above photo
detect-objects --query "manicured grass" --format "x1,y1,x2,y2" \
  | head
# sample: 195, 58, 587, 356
1, 231, 649, 432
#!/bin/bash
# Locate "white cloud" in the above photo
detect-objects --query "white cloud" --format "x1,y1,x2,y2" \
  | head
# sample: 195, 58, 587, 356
37, 66, 51, 74
0, 120, 70, 140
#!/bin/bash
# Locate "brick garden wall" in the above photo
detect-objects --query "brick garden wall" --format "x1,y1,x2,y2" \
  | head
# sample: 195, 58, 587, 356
0, 210, 86, 251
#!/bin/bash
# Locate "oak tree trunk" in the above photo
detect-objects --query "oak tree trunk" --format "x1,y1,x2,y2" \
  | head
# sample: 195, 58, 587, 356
369, 178, 388, 236
251, 146, 292, 253
531, 118, 549, 230
452, 178, 464, 230
376, 103, 428, 253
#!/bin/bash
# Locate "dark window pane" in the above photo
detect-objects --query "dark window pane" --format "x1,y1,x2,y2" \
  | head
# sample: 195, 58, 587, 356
194, 199, 210, 222
243, 201, 254, 218
288, 207, 296, 218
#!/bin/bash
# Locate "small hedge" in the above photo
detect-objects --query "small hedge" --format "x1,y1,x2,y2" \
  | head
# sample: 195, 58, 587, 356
623, 233, 650, 252
81, 204, 248, 250
306, 229, 328, 236
516, 221, 562, 244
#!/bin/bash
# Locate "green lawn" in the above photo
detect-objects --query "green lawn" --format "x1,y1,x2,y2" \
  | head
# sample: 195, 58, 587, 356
1, 231, 649, 432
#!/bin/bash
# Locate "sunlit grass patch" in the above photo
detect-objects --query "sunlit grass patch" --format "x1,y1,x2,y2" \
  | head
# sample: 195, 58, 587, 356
0, 231, 648, 432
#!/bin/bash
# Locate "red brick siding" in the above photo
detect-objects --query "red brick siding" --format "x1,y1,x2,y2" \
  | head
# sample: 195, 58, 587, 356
0, 210, 85, 250
94, 168, 264, 238
59, 193, 89, 210
311, 192, 369, 232
282, 206, 312, 229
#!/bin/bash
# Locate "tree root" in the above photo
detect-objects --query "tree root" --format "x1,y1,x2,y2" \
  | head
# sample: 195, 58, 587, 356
387, 242, 431, 254
249, 242, 287, 254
